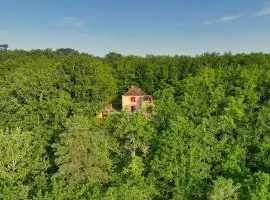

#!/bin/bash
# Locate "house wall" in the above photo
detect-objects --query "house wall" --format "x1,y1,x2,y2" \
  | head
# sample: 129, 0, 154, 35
122, 96, 143, 111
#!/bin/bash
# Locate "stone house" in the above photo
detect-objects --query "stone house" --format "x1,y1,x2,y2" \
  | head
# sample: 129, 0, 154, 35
122, 85, 153, 113
96, 85, 153, 119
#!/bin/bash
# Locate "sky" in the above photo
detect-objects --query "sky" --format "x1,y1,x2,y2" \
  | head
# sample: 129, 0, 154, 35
0, 0, 270, 56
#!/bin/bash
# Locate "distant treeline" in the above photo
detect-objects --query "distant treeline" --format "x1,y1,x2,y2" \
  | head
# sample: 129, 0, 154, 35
0, 49, 269, 199
0, 44, 8, 50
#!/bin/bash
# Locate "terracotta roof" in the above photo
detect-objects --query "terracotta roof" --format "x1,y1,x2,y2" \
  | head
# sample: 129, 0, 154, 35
123, 85, 146, 96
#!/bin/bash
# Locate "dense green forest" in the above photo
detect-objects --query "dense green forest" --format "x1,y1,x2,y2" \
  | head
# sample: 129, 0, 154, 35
0, 49, 270, 199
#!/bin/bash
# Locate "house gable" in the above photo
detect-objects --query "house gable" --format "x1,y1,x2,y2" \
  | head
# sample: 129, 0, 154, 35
122, 85, 146, 96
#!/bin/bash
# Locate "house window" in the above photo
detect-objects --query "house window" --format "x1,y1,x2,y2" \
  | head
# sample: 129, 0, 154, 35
130, 97, 136, 102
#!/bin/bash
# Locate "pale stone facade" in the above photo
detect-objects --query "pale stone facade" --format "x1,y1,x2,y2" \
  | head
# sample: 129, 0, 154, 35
121, 85, 153, 113
96, 86, 153, 118
122, 95, 144, 112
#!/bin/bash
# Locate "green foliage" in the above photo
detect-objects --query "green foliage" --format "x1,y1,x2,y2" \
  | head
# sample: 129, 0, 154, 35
105, 156, 156, 200
50, 116, 110, 199
0, 50, 270, 199
208, 177, 240, 200
0, 128, 49, 199
249, 172, 270, 200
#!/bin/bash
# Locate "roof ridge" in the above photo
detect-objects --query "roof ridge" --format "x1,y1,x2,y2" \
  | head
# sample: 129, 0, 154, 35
123, 85, 146, 96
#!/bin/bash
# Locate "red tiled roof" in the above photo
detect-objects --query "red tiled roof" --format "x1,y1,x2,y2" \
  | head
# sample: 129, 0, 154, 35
123, 85, 146, 96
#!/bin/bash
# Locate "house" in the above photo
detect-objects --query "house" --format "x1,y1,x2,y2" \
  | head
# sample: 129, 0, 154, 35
122, 85, 153, 113
96, 85, 154, 119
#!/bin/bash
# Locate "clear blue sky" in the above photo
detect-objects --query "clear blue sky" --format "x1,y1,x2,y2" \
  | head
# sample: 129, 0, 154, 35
0, 0, 270, 56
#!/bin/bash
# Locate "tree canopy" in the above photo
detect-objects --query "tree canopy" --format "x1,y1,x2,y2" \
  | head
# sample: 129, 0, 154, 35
0, 50, 269, 199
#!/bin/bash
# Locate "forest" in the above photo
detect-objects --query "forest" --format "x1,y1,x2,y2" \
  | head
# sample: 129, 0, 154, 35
0, 49, 270, 199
